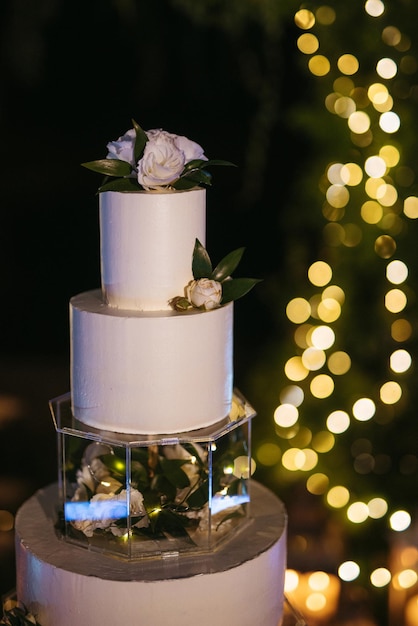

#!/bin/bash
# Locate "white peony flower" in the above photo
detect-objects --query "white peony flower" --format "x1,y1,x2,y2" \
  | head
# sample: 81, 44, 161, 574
137, 130, 185, 189
106, 128, 136, 166
186, 278, 222, 310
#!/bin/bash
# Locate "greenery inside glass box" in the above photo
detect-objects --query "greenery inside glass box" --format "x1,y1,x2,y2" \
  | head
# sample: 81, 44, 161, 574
53, 393, 255, 560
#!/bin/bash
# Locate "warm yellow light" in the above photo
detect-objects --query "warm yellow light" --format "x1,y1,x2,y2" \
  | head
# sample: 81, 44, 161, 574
348, 111, 370, 133
327, 163, 344, 184
390, 510, 411, 531
379, 144, 400, 167
368, 497, 388, 519
326, 410, 350, 433
302, 347, 326, 371
309, 55, 331, 76
337, 54, 359, 75
376, 57, 397, 79
382, 26, 401, 47
322, 285, 345, 304
295, 324, 314, 349
391, 318, 412, 342
347, 501, 369, 523
326, 184, 350, 208
282, 448, 318, 471
365, 176, 385, 199
297, 33, 319, 54
334, 97, 356, 118
310, 374, 334, 398
365, 156, 387, 178
373, 93, 393, 113
308, 261, 333, 286
284, 356, 309, 381
361, 200, 383, 224
284, 569, 300, 592
317, 298, 341, 323
376, 183, 398, 206
380, 381, 402, 404
380, 111, 400, 133
312, 431, 335, 453
370, 568, 391, 587
385, 288, 407, 313
365, 0, 385, 18
338, 561, 360, 581
311, 325, 335, 349
375, 234, 396, 258
368, 83, 389, 103
294, 9, 315, 29
308, 571, 330, 591
390, 349, 412, 373
280, 385, 304, 406
327, 486, 350, 508
386, 259, 408, 284
287, 297, 311, 323
395, 569, 418, 590
274, 403, 299, 427
340, 162, 363, 185
306, 473, 329, 495
352, 397, 376, 421
404, 196, 418, 218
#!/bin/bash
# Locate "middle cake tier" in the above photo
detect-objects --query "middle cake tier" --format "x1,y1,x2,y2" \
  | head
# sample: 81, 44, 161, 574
70, 290, 233, 434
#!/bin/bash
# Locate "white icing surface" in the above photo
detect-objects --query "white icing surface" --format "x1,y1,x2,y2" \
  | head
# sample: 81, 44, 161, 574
70, 290, 233, 434
100, 189, 206, 311
16, 482, 286, 626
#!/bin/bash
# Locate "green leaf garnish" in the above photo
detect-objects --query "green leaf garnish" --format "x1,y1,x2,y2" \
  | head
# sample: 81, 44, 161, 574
192, 239, 213, 278
211, 247, 245, 282
132, 118, 148, 162
98, 177, 142, 193
81, 158, 132, 177
221, 278, 263, 304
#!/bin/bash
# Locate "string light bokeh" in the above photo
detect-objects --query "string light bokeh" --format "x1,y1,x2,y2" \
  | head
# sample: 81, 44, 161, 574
252, 1, 418, 621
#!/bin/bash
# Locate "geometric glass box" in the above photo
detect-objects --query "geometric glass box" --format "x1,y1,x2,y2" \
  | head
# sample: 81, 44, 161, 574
50, 390, 256, 561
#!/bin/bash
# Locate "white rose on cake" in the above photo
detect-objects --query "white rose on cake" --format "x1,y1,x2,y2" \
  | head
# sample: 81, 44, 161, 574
83, 119, 235, 192
136, 130, 186, 190
106, 128, 137, 166
186, 278, 222, 310
105, 126, 208, 190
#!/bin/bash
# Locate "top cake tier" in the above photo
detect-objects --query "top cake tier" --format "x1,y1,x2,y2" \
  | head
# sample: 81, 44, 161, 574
100, 188, 206, 311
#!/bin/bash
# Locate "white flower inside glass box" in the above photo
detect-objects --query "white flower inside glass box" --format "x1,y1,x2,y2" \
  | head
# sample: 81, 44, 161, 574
50, 391, 256, 560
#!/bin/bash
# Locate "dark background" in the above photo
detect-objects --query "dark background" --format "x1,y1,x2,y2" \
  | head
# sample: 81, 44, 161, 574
0, 0, 299, 597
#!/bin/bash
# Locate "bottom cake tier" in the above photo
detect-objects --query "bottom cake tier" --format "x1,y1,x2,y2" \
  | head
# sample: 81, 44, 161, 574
15, 482, 287, 626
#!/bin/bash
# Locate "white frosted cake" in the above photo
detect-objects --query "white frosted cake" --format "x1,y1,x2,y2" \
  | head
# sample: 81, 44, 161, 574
71, 187, 233, 434
13, 122, 287, 626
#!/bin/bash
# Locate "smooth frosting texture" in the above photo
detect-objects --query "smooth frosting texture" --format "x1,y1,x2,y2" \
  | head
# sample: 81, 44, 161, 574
70, 290, 233, 434
16, 482, 287, 626
100, 189, 206, 311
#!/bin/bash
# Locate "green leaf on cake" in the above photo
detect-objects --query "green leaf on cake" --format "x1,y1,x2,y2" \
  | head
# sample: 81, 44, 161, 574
98, 177, 142, 193
192, 239, 213, 278
132, 118, 148, 162
81, 158, 132, 177
221, 277, 263, 304
211, 247, 245, 282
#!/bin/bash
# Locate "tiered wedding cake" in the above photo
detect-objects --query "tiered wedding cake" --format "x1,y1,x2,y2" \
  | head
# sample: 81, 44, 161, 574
13, 122, 287, 626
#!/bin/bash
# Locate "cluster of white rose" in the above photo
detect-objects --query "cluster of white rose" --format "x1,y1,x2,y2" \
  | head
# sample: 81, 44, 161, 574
106, 127, 207, 190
